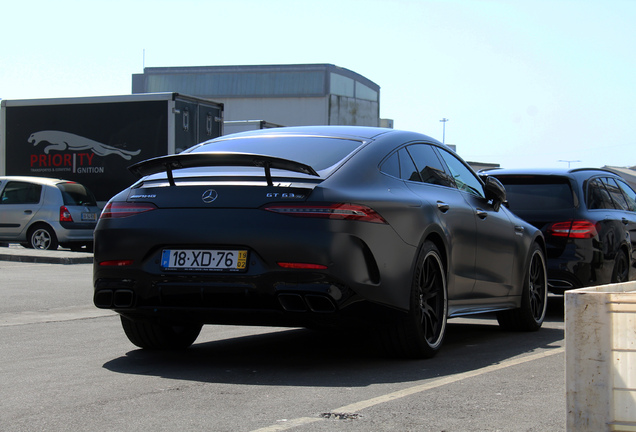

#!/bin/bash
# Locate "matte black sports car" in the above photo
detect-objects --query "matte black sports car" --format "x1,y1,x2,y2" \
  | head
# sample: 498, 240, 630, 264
93, 126, 547, 358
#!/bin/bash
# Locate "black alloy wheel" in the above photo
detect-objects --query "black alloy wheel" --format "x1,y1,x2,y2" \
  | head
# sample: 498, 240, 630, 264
382, 241, 448, 359
611, 250, 629, 283
497, 243, 547, 331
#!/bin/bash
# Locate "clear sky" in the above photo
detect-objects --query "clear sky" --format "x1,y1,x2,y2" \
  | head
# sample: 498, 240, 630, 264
2, 0, 634, 169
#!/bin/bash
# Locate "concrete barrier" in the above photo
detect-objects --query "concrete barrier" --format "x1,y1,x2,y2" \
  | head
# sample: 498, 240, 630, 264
566, 282, 636, 431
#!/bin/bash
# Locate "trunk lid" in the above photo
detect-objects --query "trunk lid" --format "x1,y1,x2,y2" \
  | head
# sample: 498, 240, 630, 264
126, 152, 324, 209
126, 179, 319, 209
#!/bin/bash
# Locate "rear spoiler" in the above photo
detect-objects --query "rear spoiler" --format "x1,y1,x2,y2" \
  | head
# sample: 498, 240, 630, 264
128, 152, 319, 187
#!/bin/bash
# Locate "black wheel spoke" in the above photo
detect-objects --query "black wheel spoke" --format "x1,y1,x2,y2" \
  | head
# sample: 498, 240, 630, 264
497, 243, 547, 332
528, 253, 546, 320
419, 255, 444, 343
383, 242, 447, 359
612, 252, 629, 283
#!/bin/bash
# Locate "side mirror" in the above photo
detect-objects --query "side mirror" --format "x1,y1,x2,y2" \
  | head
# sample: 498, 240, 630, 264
482, 175, 507, 212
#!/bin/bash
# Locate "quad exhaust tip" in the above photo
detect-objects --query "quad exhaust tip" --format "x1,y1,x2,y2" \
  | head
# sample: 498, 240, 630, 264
94, 289, 134, 308
278, 293, 336, 313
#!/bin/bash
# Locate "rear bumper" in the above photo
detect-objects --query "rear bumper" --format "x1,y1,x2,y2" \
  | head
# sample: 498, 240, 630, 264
546, 249, 615, 293
55, 228, 95, 243
50, 221, 95, 243
92, 207, 417, 325
93, 273, 401, 328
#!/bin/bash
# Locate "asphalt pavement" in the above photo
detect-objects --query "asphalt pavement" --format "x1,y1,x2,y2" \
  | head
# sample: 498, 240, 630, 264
0, 243, 93, 264
0, 241, 572, 430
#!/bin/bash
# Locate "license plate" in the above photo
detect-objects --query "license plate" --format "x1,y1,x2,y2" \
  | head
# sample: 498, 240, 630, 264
161, 249, 248, 271
81, 212, 97, 221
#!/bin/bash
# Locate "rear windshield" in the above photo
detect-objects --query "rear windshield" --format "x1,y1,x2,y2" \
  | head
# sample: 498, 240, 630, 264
57, 182, 97, 206
496, 176, 575, 211
187, 135, 365, 173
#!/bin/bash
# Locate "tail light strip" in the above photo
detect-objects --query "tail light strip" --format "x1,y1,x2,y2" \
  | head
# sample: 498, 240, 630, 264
263, 203, 387, 224
100, 202, 157, 219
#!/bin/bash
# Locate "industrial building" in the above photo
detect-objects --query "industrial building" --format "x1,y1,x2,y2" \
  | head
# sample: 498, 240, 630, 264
132, 64, 387, 128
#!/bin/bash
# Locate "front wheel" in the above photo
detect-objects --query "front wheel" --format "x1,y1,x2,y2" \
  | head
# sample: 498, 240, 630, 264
120, 315, 202, 350
382, 241, 448, 359
497, 243, 547, 331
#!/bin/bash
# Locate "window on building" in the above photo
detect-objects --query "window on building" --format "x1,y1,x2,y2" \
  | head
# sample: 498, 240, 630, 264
330, 73, 354, 97
147, 71, 326, 97
355, 81, 378, 101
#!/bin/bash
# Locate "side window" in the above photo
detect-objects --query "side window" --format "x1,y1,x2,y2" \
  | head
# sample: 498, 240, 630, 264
587, 178, 614, 210
405, 144, 455, 187
378, 149, 420, 182
616, 179, 636, 212
602, 178, 629, 210
436, 148, 485, 198
380, 152, 400, 178
398, 148, 421, 182
0, 181, 42, 205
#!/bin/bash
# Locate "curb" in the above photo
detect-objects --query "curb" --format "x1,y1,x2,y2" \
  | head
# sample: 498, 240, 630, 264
0, 253, 93, 265
0, 246, 93, 265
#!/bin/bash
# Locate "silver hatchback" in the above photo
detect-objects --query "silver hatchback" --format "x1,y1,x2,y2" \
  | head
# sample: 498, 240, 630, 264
0, 176, 100, 250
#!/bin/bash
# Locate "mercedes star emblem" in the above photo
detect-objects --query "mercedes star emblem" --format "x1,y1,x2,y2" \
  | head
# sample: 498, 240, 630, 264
202, 189, 218, 203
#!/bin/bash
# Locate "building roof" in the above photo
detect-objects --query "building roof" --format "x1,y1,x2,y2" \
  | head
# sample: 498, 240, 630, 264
132, 64, 379, 99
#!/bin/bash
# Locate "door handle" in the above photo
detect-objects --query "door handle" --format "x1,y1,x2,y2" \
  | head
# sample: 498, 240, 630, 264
515, 226, 525, 236
476, 209, 488, 219
24, 210, 32, 215
437, 201, 450, 213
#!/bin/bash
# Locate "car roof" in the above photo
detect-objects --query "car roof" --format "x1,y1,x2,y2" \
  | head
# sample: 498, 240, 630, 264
483, 167, 620, 179
202, 125, 439, 144
0, 176, 72, 186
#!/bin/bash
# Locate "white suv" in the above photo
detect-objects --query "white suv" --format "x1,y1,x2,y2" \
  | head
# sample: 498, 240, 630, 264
0, 176, 100, 250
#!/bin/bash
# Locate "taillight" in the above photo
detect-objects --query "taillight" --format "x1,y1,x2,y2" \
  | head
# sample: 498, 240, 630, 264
98, 260, 134, 266
546, 220, 598, 239
277, 262, 328, 270
263, 203, 387, 224
100, 202, 157, 219
59, 206, 73, 222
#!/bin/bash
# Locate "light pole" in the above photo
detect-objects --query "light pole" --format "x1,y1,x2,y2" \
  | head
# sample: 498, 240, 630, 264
559, 160, 581, 168
439, 118, 449, 144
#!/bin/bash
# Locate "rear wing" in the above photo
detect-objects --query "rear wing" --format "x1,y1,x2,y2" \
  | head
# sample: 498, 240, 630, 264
128, 152, 319, 187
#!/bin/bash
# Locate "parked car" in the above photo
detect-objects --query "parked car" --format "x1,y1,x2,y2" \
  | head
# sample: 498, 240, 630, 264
0, 176, 100, 250
93, 126, 547, 358
486, 168, 636, 293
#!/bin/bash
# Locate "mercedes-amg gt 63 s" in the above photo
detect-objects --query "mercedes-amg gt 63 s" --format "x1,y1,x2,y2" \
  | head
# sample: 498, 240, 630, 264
93, 126, 547, 358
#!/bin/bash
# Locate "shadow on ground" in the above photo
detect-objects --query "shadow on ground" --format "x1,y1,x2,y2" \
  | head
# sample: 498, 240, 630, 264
103, 297, 564, 388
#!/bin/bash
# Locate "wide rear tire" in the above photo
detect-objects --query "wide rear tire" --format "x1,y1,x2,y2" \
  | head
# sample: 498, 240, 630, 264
120, 315, 202, 350
497, 243, 547, 331
382, 241, 448, 359
611, 250, 629, 283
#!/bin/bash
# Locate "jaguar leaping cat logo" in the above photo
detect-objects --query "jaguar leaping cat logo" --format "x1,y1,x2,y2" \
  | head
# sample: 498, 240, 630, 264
28, 130, 141, 160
